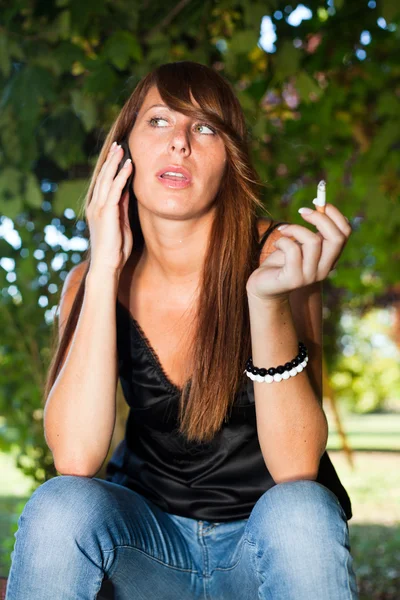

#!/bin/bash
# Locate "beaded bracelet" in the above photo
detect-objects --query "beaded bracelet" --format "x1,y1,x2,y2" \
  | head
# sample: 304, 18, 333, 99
244, 342, 308, 383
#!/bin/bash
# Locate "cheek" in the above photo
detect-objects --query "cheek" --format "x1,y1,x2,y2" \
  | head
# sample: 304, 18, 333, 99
203, 154, 226, 188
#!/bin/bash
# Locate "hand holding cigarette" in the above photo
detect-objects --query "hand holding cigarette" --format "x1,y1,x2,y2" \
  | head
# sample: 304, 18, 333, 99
249, 178, 353, 299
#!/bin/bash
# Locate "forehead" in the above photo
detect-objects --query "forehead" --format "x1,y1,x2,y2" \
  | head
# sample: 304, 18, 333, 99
139, 85, 201, 114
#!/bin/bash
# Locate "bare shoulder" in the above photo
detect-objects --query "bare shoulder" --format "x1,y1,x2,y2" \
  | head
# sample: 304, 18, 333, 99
60, 260, 90, 298
256, 217, 283, 265
256, 216, 275, 238
58, 259, 90, 337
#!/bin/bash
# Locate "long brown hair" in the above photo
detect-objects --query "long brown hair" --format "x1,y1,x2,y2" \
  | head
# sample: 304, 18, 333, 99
43, 61, 272, 443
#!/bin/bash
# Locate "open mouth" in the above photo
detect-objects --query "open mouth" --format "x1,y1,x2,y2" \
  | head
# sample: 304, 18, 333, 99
156, 165, 193, 188
160, 172, 189, 181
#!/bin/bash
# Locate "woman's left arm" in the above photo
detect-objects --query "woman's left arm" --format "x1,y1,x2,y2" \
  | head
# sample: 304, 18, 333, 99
246, 204, 352, 483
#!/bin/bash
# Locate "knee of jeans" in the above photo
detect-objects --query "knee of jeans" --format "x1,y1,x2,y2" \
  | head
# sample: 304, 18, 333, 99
16, 475, 111, 543
245, 480, 347, 547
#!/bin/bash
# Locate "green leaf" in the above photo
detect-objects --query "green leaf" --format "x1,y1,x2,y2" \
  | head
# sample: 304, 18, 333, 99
274, 40, 300, 81
229, 29, 259, 55
53, 41, 85, 72
376, 91, 399, 117
69, 0, 107, 35
53, 179, 89, 215
146, 32, 170, 64
243, 2, 269, 30
1, 65, 56, 124
70, 90, 97, 132
83, 63, 119, 96
102, 31, 142, 70
24, 174, 43, 209
295, 71, 322, 104
0, 167, 20, 196
247, 79, 269, 103
0, 32, 11, 77
40, 107, 86, 169
236, 89, 256, 113
2, 196, 23, 220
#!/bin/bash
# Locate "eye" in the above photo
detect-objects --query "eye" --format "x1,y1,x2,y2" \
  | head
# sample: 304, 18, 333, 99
147, 116, 216, 135
147, 117, 168, 127
194, 123, 216, 135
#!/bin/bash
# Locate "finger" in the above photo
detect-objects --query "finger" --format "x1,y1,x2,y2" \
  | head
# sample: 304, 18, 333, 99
272, 235, 305, 286
324, 203, 352, 236
260, 247, 286, 268
96, 146, 126, 209
299, 204, 351, 239
90, 143, 121, 209
298, 207, 349, 276
105, 159, 133, 207
277, 225, 321, 282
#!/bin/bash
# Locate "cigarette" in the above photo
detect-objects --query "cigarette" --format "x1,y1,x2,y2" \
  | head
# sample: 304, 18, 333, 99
312, 180, 326, 213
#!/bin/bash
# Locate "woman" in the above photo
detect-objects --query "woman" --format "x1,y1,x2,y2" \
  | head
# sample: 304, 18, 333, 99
6, 61, 358, 599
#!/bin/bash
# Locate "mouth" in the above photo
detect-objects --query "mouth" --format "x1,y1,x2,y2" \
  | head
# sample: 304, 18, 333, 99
155, 165, 192, 190
155, 165, 192, 184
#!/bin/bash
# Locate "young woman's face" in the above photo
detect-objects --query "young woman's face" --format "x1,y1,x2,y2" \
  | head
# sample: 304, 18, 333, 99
128, 86, 227, 218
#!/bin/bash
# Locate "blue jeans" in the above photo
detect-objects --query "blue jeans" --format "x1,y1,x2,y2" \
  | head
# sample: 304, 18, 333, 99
6, 476, 359, 599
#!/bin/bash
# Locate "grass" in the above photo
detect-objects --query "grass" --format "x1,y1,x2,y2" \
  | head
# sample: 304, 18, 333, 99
326, 410, 400, 452
1, 410, 399, 599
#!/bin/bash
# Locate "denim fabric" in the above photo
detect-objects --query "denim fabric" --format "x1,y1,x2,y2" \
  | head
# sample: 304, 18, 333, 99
5, 476, 359, 599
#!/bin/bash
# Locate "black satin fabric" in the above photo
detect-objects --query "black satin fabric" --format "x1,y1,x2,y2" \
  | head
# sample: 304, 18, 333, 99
105, 225, 353, 523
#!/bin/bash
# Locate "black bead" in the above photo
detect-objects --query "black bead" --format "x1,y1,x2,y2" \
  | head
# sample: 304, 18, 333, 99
291, 358, 299, 367
251, 366, 258, 375
268, 367, 276, 376
259, 368, 267, 376
277, 365, 285, 374
284, 362, 292, 371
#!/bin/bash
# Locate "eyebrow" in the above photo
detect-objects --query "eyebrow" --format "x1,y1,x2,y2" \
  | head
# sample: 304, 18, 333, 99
143, 103, 170, 115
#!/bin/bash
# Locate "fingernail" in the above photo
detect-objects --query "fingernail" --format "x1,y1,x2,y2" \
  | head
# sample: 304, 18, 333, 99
110, 141, 117, 151
123, 158, 132, 168
298, 207, 313, 215
277, 224, 289, 230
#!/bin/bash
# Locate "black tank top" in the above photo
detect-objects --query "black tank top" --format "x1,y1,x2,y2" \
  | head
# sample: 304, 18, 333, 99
105, 224, 353, 522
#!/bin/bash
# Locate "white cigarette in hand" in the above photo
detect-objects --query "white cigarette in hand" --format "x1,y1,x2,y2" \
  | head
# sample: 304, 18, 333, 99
312, 180, 326, 213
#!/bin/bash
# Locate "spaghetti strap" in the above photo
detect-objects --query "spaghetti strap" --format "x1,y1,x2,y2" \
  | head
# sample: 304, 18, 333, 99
258, 221, 288, 249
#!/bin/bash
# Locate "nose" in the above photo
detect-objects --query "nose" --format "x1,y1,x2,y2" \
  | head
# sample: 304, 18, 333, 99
168, 126, 191, 156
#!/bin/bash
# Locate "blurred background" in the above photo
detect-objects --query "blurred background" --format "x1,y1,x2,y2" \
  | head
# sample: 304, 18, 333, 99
0, 1, 399, 598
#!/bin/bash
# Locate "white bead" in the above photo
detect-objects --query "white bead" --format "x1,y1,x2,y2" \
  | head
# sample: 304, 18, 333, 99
245, 350, 309, 383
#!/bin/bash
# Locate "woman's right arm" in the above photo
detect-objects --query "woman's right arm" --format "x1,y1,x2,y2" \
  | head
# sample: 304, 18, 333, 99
44, 141, 134, 477
44, 263, 120, 477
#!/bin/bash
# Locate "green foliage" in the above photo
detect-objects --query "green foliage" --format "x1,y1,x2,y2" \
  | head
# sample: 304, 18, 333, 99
0, 0, 399, 485
331, 309, 400, 413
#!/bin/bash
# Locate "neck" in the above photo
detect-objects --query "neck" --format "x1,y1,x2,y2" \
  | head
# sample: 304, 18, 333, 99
133, 211, 215, 299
